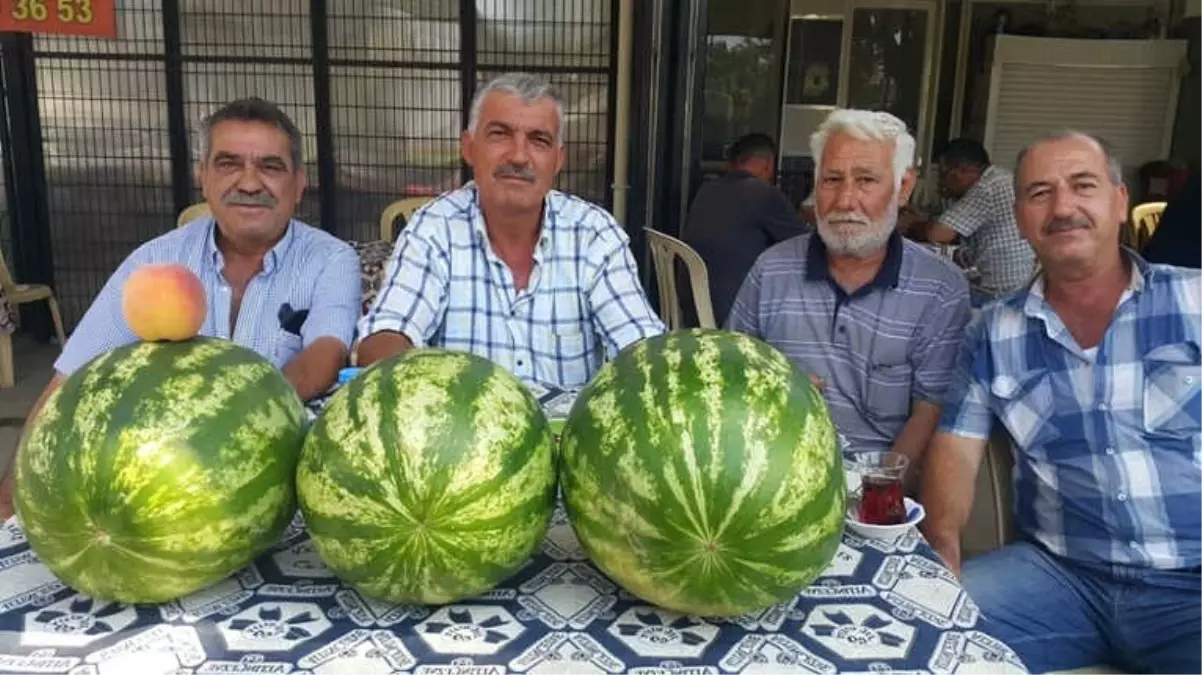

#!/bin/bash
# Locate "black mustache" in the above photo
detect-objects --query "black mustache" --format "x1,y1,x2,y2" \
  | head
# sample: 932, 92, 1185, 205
1044, 217, 1091, 235
494, 164, 536, 182
224, 190, 277, 208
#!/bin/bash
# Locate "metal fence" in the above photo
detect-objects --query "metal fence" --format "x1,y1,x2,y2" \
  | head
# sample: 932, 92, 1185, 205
4, 0, 618, 330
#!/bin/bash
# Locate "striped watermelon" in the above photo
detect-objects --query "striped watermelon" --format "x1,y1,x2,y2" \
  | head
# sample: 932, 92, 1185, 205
560, 329, 845, 616
14, 338, 308, 604
297, 348, 556, 604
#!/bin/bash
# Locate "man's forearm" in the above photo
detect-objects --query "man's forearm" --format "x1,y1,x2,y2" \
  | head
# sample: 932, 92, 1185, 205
890, 400, 941, 493
355, 331, 414, 367
282, 338, 348, 402
919, 432, 985, 574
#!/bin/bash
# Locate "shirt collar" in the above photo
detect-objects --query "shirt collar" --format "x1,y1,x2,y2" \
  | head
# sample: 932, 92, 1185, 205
467, 181, 553, 254
205, 215, 297, 276
1024, 246, 1149, 316
805, 229, 904, 291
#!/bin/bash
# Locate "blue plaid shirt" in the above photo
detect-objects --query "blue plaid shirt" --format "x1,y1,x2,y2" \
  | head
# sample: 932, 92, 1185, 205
56, 216, 361, 376
358, 184, 665, 389
939, 254, 1201, 570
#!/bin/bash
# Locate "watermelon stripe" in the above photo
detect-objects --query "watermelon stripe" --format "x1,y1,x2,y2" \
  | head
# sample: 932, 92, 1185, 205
14, 338, 306, 603
561, 329, 844, 616
298, 348, 555, 605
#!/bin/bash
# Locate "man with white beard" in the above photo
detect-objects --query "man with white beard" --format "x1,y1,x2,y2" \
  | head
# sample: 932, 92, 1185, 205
726, 109, 970, 481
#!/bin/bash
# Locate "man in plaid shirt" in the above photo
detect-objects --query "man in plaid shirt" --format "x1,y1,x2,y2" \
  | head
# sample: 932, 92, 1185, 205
921, 131, 1200, 674
356, 73, 664, 388
907, 139, 1035, 304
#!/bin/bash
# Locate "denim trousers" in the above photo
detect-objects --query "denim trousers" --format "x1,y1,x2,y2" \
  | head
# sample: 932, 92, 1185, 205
961, 541, 1201, 674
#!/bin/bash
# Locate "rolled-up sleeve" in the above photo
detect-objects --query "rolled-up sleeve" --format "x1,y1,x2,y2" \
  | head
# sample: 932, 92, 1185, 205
586, 224, 665, 357
54, 248, 147, 376
911, 277, 971, 404
357, 222, 449, 348
302, 242, 361, 349
937, 314, 995, 440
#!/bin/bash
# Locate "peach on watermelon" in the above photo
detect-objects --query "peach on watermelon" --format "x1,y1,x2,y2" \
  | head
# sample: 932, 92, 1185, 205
121, 264, 206, 342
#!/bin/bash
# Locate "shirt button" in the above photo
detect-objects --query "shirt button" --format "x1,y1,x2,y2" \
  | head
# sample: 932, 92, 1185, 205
516, 360, 525, 367
1105, 447, 1115, 456
1186, 376, 1195, 385
1129, 541, 1139, 548
1097, 402, 1108, 411
838, 326, 847, 333
1117, 492, 1128, 502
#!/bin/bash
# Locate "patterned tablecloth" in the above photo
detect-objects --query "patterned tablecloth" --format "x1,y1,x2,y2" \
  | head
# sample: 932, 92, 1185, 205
0, 285, 14, 335
0, 389, 1029, 675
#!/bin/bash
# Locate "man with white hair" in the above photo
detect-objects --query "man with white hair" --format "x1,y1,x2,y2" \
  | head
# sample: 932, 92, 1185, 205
356, 72, 664, 389
727, 109, 970, 478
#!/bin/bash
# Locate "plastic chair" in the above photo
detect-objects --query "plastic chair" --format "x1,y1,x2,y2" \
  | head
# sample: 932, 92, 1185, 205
1130, 201, 1166, 250
643, 227, 716, 330
0, 248, 67, 388
379, 197, 434, 243
177, 202, 211, 228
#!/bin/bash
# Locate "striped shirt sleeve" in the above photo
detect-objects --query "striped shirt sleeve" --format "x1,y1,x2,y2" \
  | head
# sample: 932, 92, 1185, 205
357, 221, 449, 349
586, 222, 666, 357
300, 241, 361, 350
910, 277, 972, 404
54, 246, 149, 376
725, 257, 764, 337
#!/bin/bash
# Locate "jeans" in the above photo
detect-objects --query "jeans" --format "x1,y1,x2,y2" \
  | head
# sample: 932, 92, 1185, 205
962, 541, 1201, 674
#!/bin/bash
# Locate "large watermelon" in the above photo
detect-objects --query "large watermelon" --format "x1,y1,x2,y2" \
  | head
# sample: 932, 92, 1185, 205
297, 348, 556, 604
560, 329, 845, 616
14, 337, 308, 604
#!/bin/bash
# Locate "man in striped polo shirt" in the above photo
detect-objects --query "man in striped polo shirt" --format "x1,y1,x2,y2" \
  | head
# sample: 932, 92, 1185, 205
922, 131, 1200, 674
727, 109, 971, 485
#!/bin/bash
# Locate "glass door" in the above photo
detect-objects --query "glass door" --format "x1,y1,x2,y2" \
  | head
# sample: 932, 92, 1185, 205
779, 0, 938, 196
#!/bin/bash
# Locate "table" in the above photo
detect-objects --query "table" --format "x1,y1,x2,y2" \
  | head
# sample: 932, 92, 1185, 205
0, 390, 1029, 674
0, 286, 14, 335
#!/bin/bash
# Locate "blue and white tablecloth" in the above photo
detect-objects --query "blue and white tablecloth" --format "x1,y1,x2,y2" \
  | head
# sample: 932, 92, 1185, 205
0, 387, 1028, 674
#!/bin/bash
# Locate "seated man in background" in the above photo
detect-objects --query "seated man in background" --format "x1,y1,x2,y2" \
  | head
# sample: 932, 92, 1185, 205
0, 97, 361, 521
727, 109, 970, 484
905, 138, 1035, 304
356, 72, 664, 388
681, 133, 807, 326
921, 131, 1200, 674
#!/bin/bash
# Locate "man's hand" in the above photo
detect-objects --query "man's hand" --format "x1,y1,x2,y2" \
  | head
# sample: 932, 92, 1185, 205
925, 530, 964, 577
918, 431, 987, 577
282, 337, 348, 402
808, 373, 825, 390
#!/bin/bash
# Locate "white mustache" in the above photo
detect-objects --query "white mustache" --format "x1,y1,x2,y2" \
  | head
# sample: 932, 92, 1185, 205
822, 212, 872, 226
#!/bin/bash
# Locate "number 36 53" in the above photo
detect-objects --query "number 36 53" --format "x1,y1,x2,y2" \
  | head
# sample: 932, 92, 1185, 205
11, 0, 94, 23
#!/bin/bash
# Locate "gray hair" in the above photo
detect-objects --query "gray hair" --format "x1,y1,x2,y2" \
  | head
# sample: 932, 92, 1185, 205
810, 109, 915, 189
1013, 130, 1124, 194
467, 72, 565, 146
198, 97, 304, 171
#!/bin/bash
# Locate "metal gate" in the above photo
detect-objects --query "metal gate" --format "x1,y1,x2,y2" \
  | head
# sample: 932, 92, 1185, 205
2, 0, 619, 331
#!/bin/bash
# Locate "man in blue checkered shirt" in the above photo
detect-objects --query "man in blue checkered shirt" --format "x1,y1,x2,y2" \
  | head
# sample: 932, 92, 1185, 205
356, 73, 664, 388
921, 131, 1201, 674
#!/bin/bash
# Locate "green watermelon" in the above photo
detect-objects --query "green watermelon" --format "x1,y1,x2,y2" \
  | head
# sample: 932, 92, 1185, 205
296, 348, 556, 604
559, 329, 845, 616
14, 337, 308, 604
